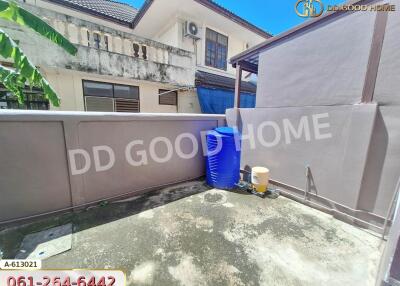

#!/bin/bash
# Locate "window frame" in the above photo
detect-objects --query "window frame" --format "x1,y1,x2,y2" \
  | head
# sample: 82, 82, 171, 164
205, 28, 229, 71
113, 84, 140, 100
82, 80, 139, 99
82, 80, 140, 111
82, 80, 113, 98
158, 89, 178, 106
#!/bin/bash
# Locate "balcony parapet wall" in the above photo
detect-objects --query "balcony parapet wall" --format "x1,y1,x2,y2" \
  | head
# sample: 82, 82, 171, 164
0, 3, 195, 86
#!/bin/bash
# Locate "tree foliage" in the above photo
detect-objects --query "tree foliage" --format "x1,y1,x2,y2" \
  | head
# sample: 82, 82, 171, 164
0, 0, 77, 106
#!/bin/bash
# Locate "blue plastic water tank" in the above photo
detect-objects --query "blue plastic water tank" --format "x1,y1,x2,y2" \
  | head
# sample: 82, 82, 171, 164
205, 127, 241, 189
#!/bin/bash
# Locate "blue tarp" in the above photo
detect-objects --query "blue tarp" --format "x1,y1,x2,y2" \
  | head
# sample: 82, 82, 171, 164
197, 86, 256, 114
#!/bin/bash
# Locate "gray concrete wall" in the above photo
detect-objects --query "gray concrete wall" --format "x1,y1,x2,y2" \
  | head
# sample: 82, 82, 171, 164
366, 0, 400, 216
374, 0, 400, 106
0, 111, 225, 222
255, 8, 376, 107
226, 104, 379, 219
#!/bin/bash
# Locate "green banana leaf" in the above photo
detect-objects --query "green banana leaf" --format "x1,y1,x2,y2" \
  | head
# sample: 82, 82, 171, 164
0, 64, 25, 100
0, 29, 60, 106
0, 0, 77, 55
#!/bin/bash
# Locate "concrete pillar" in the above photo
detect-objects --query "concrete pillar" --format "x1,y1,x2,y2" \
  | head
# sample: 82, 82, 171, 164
234, 64, 242, 108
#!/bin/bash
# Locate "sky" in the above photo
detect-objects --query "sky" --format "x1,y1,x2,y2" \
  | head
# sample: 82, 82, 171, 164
121, 0, 347, 35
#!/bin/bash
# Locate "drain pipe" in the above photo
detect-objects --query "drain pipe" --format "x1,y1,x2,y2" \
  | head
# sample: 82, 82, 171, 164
157, 87, 194, 97
304, 166, 311, 202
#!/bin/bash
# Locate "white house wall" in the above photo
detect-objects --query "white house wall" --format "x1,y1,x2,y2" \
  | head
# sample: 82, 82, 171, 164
155, 16, 252, 77
178, 89, 202, 113
43, 69, 180, 113
44, 69, 202, 113
0, 14, 194, 86
155, 20, 180, 48
1, 2, 197, 112
138, 0, 266, 79
5, 0, 262, 114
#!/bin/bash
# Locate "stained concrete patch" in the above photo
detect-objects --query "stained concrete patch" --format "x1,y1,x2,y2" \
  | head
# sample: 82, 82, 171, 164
168, 255, 205, 286
138, 210, 154, 219
15, 224, 72, 260
194, 217, 214, 232
201, 189, 227, 205
222, 202, 234, 208
128, 261, 157, 285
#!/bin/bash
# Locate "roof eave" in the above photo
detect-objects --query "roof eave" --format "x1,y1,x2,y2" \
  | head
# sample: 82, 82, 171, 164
193, 0, 272, 39
195, 71, 257, 93
132, 0, 272, 39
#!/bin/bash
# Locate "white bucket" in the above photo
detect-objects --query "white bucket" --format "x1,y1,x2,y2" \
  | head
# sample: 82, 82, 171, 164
251, 167, 270, 193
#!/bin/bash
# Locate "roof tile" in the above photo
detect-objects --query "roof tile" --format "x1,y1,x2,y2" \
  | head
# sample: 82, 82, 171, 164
50, 0, 138, 24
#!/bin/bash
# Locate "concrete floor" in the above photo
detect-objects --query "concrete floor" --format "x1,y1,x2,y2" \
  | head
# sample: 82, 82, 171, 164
1, 180, 383, 285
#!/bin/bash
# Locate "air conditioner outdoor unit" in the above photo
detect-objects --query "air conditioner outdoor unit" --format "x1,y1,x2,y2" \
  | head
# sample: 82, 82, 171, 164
184, 21, 200, 39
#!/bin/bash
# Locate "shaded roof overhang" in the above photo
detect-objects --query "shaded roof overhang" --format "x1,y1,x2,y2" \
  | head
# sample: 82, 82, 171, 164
230, 0, 378, 74
195, 71, 257, 93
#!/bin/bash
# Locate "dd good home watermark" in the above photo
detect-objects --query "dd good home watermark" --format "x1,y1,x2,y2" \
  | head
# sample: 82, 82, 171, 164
68, 113, 332, 175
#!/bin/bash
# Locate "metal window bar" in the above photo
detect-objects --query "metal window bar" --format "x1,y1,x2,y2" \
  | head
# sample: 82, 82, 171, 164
84, 96, 140, 113
0, 86, 49, 110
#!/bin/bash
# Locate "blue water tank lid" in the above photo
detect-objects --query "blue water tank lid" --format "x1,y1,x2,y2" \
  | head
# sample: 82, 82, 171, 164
215, 127, 238, 136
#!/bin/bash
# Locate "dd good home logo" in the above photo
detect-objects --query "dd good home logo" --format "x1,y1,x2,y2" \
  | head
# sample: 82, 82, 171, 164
295, 0, 324, 18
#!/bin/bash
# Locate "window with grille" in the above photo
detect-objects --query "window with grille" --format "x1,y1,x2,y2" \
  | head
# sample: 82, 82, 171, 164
205, 28, 228, 70
0, 85, 49, 110
83, 80, 140, 112
159, 89, 177, 106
